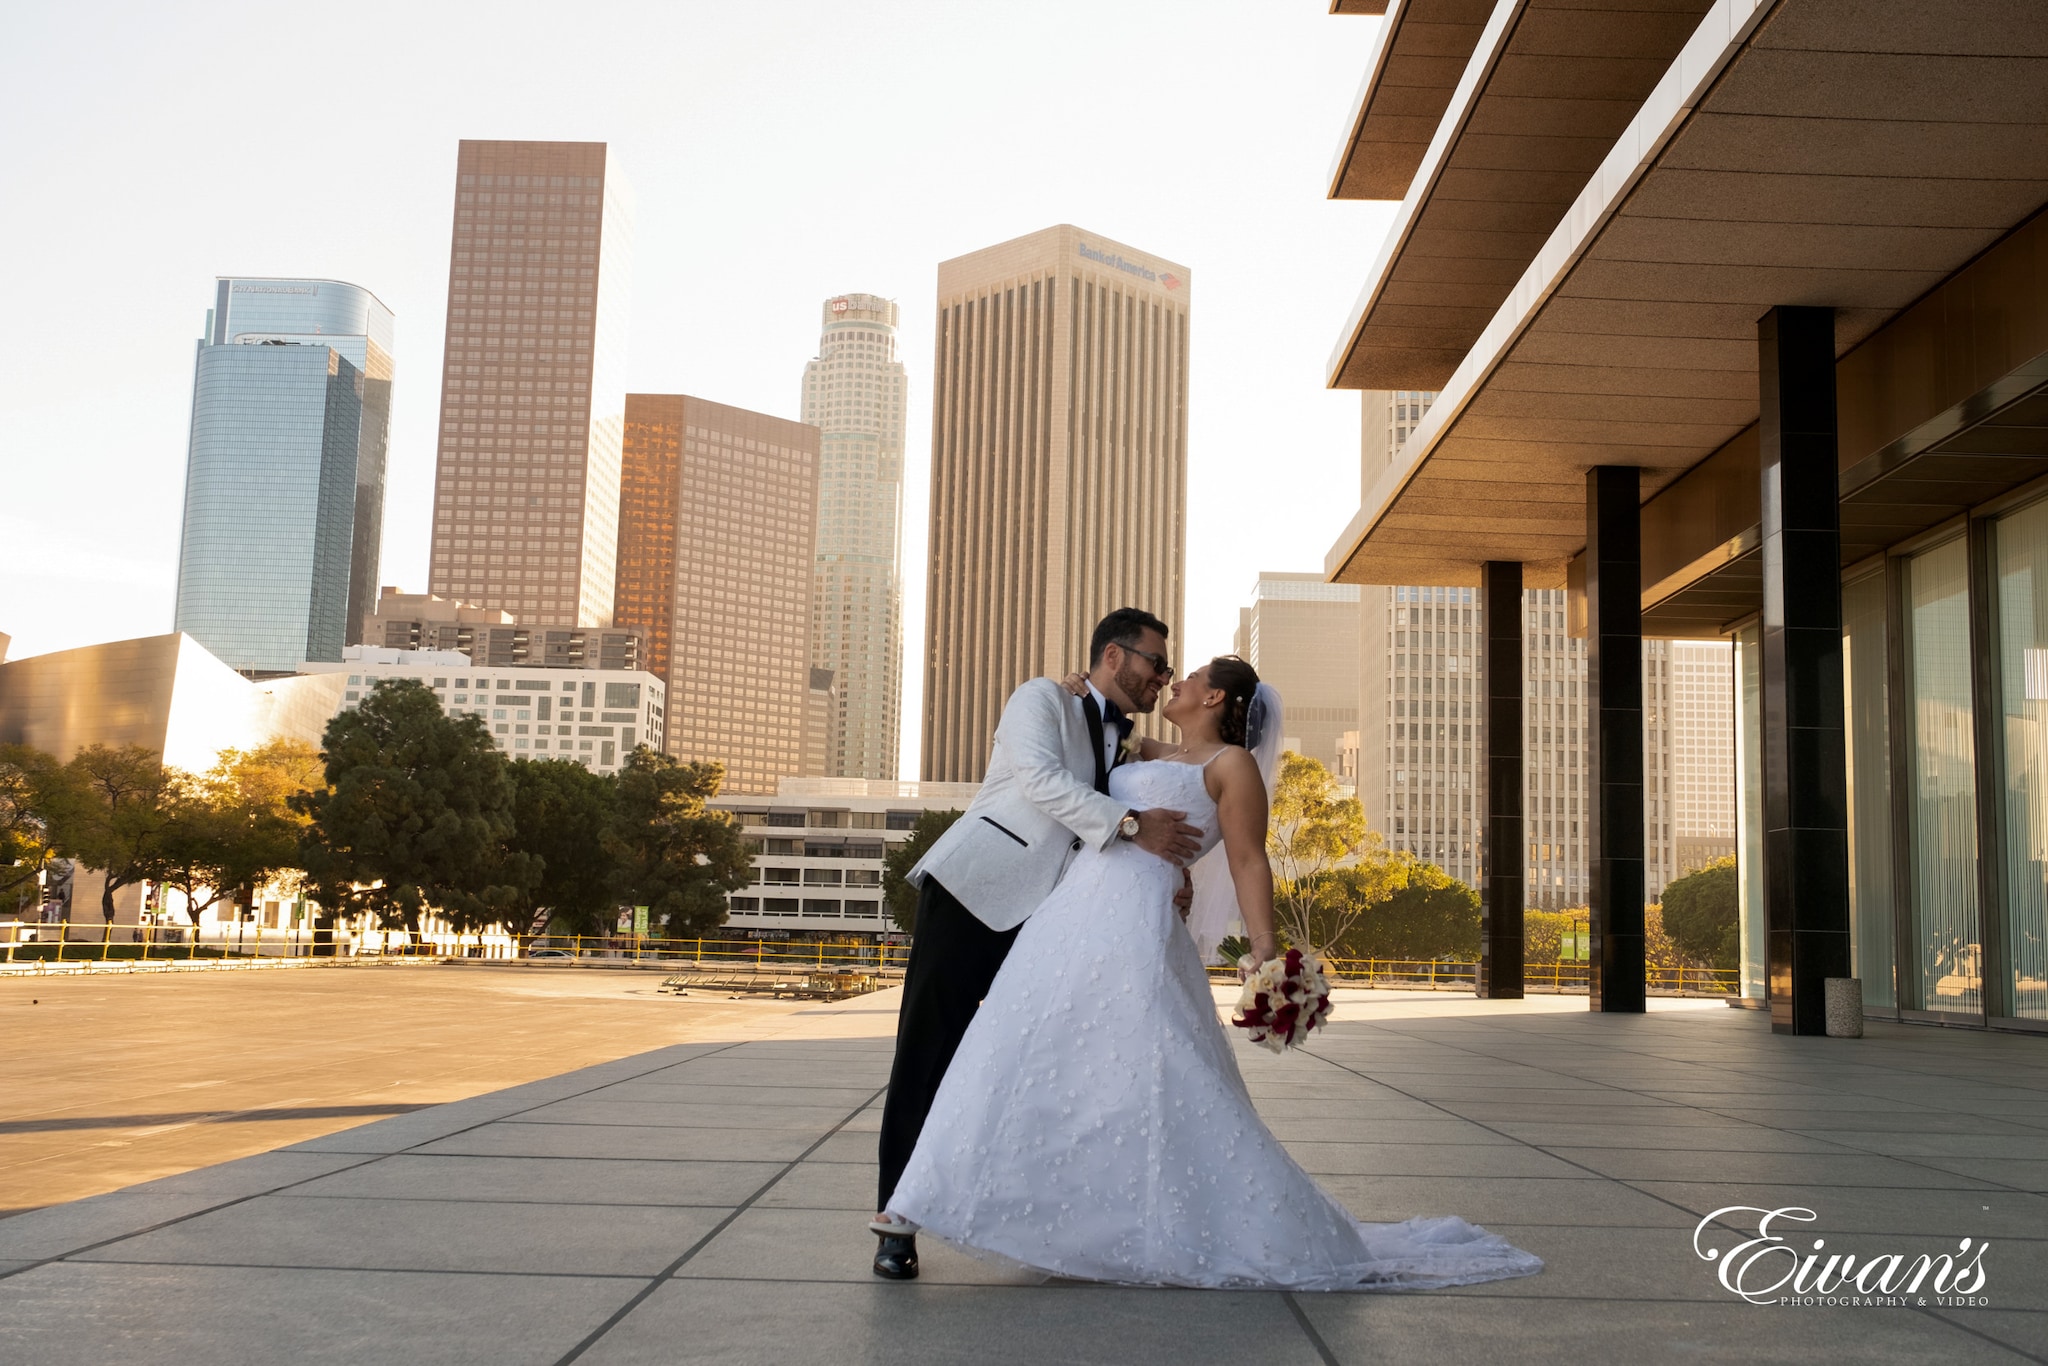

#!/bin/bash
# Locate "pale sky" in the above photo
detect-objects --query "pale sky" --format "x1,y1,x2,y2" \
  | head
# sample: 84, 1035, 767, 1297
0, 0, 1395, 778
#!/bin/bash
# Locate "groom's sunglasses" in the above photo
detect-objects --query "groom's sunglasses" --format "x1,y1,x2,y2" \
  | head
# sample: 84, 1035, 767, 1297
1121, 646, 1175, 681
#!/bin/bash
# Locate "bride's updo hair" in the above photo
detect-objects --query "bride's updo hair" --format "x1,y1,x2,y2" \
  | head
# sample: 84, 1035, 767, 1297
1207, 655, 1260, 747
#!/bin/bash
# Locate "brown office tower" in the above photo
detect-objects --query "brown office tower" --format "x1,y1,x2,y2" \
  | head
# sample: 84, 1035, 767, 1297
921, 225, 1190, 782
613, 395, 821, 795
427, 140, 633, 627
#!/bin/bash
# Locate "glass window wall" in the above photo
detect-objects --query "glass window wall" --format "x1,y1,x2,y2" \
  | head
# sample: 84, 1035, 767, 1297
1842, 569, 1897, 1008
1902, 537, 1983, 1015
1734, 621, 1766, 1000
1992, 500, 2048, 1021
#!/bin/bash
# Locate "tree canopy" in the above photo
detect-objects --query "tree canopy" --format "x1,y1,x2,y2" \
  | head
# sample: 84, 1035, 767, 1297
1659, 855, 1739, 969
509, 756, 620, 938
156, 741, 324, 932
293, 680, 538, 934
1331, 860, 1481, 961
39, 744, 178, 924
1266, 751, 1371, 950
881, 809, 963, 934
0, 744, 62, 906
605, 747, 752, 938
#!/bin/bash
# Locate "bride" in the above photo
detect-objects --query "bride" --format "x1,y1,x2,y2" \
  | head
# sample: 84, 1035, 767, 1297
881, 655, 1542, 1290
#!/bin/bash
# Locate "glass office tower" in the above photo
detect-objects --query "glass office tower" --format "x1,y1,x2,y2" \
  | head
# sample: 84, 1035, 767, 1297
173, 278, 394, 673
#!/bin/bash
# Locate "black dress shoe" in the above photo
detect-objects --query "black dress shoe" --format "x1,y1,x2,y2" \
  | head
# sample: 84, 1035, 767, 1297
872, 1232, 919, 1280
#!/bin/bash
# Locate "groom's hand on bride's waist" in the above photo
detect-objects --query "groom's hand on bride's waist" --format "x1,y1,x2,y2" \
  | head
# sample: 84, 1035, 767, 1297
1131, 808, 1203, 864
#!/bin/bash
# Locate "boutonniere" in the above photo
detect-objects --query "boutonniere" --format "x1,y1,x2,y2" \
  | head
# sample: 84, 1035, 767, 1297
1118, 734, 1144, 763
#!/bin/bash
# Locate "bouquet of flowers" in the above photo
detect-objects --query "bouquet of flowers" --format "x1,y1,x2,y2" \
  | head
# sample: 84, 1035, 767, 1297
1230, 948, 1333, 1052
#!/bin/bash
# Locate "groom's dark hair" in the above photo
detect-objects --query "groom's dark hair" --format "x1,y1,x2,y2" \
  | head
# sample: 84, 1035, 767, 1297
1089, 607, 1169, 667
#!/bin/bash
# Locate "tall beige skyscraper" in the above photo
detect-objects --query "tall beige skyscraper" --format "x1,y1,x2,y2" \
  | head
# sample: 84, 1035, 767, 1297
427, 140, 633, 627
611, 394, 819, 796
1235, 573, 1361, 776
800, 294, 908, 780
921, 225, 1190, 782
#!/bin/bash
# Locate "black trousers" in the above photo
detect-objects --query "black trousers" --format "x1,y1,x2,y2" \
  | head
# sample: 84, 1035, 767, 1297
876, 876, 1020, 1213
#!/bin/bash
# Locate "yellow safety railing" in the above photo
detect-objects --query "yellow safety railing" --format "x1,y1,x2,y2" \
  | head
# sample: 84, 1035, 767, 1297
522, 934, 909, 971
1246, 956, 1738, 995
0, 923, 911, 970
2, 921, 1737, 994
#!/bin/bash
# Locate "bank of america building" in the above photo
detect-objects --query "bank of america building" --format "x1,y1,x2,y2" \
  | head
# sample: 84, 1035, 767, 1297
1322, 0, 2048, 1033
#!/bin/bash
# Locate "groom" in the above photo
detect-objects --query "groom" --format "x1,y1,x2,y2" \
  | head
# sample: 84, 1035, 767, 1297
871, 607, 1204, 1280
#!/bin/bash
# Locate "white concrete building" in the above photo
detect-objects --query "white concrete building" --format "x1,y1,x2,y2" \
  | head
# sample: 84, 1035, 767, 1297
301, 646, 664, 773
709, 777, 979, 942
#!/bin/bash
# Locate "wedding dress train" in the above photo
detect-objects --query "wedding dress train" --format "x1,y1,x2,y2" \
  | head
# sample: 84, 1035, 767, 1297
886, 756, 1542, 1291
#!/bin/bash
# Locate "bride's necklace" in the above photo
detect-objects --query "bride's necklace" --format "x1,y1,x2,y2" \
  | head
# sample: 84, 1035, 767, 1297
1159, 742, 1223, 764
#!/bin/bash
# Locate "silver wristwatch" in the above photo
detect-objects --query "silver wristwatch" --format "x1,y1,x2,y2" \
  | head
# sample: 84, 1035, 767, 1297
1117, 811, 1142, 841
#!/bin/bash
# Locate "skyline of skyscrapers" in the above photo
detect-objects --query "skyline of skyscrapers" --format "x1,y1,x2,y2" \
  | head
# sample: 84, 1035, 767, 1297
800, 293, 907, 781
611, 393, 819, 795
173, 277, 393, 674
426, 140, 633, 629
920, 224, 1191, 782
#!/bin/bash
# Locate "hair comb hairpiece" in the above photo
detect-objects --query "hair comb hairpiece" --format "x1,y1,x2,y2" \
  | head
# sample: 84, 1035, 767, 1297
1245, 694, 1268, 751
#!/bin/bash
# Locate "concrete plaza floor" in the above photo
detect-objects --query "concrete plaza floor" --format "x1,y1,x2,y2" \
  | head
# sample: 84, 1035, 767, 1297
0, 987, 2043, 1365
0, 961, 862, 1216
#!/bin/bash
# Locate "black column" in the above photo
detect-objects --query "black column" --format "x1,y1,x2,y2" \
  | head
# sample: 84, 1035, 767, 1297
1758, 305, 1852, 1035
1586, 466, 1646, 1013
1479, 562, 1525, 998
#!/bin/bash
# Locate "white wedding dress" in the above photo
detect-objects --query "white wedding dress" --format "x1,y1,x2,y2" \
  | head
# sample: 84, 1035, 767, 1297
886, 756, 1542, 1290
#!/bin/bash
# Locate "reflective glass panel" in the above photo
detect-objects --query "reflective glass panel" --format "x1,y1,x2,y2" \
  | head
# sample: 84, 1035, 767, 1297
1992, 499, 2048, 1020
1843, 569, 1896, 1007
1903, 537, 1982, 1015
1734, 622, 1766, 1000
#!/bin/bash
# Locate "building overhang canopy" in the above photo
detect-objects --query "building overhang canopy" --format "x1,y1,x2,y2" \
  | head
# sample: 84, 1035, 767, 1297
1328, 0, 1717, 390
1325, 0, 2048, 617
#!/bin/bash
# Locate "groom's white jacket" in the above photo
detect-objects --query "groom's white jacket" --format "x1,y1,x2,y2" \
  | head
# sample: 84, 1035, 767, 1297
908, 677, 1132, 932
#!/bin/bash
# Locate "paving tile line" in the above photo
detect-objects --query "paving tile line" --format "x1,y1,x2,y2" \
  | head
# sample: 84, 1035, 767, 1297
0, 1040, 749, 1286
548, 1080, 889, 1366
1330, 1015, 2048, 1195
1298, 1033, 2047, 1361
1303, 1024, 2041, 1213
1371, 1013, 2048, 1117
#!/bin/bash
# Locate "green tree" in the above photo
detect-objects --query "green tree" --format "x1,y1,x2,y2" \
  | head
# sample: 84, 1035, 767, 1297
156, 741, 325, 938
881, 809, 964, 934
1334, 861, 1481, 960
0, 744, 63, 907
1266, 751, 1369, 950
1659, 855, 1739, 969
42, 745, 178, 932
509, 757, 620, 940
606, 747, 752, 938
294, 681, 537, 938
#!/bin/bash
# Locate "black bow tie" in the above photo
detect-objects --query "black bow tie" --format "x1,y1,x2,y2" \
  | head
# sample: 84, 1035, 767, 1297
1101, 699, 1132, 738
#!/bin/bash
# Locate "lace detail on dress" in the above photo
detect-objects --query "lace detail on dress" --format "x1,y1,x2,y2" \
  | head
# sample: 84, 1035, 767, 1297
885, 760, 1543, 1291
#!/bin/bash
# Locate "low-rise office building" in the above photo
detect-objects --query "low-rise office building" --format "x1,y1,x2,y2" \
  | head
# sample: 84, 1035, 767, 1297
709, 778, 980, 942
301, 647, 663, 773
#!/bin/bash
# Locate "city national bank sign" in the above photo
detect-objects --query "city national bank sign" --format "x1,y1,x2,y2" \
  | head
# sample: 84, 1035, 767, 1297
1078, 242, 1182, 291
